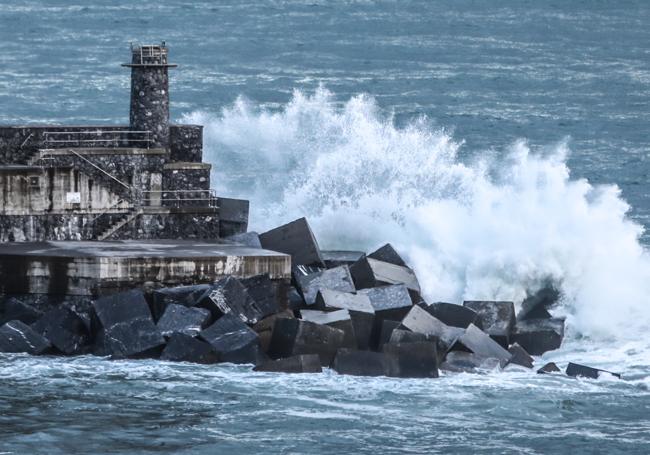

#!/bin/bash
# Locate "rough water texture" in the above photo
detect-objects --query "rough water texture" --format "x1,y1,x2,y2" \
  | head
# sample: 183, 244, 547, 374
1, 1, 650, 453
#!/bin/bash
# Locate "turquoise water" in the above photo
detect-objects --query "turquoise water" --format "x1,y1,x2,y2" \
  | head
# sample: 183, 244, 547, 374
2, 1, 650, 453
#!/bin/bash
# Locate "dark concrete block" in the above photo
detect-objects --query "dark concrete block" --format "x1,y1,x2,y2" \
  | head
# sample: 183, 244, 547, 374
462, 301, 516, 348
440, 351, 501, 373
382, 341, 439, 378
151, 284, 212, 321
332, 349, 397, 377
295, 265, 355, 307
0, 320, 51, 355
198, 276, 264, 325
400, 305, 463, 352
240, 274, 281, 319
2, 297, 42, 325
422, 302, 480, 329
565, 362, 621, 379
160, 333, 219, 364
253, 310, 295, 353
92, 290, 165, 358
287, 286, 306, 310
321, 250, 365, 268
315, 289, 375, 350
267, 318, 345, 366
388, 329, 437, 345
259, 217, 325, 267
32, 308, 89, 355
368, 243, 407, 267
378, 320, 402, 348
537, 362, 561, 374
156, 304, 211, 338
253, 354, 323, 373
300, 309, 357, 348
224, 231, 262, 248
512, 318, 565, 355
200, 313, 264, 365
350, 257, 420, 293
218, 197, 250, 237
457, 324, 512, 366
359, 284, 413, 322
506, 343, 534, 369
518, 284, 560, 321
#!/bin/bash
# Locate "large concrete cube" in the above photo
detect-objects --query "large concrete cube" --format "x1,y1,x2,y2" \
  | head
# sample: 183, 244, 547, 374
267, 318, 345, 366
0, 320, 51, 355
463, 300, 516, 348
156, 304, 211, 338
295, 265, 355, 307
350, 257, 420, 293
259, 217, 325, 267
200, 313, 264, 365
511, 318, 565, 355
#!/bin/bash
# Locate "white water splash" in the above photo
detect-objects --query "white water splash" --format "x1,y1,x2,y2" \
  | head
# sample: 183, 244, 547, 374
184, 87, 650, 342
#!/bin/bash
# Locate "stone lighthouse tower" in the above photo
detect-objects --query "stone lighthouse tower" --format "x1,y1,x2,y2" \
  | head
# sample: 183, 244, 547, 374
122, 42, 177, 147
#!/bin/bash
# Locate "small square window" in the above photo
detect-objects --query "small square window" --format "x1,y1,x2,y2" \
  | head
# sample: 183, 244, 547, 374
29, 176, 40, 188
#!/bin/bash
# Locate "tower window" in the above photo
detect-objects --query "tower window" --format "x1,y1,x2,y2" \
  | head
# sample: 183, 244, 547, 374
29, 176, 40, 188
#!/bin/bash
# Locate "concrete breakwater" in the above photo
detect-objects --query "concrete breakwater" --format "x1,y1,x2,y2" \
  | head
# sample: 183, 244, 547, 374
0, 217, 618, 380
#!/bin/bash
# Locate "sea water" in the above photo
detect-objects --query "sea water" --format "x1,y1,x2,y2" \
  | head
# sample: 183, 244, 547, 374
1, 1, 650, 453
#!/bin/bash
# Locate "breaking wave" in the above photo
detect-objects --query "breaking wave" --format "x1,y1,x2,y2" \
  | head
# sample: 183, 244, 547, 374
184, 87, 650, 342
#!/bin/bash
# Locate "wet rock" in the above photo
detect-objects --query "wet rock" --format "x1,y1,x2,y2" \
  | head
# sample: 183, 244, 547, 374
300, 309, 357, 348
295, 265, 355, 307
315, 289, 375, 350
383, 341, 439, 378
537, 362, 561, 374
151, 284, 211, 321
462, 301, 516, 348
400, 305, 463, 352
332, 348, 397, 377
457, 324, 512, 367
240, 274, 281, 319
92, 290, 165, 358
0, 320, 51, 354
518, 283, 560, 321
350, 257, 420, 293
506, 343, 534, 369
267, 318, 345, 366
160, 333, 219, 364
321, 250, 366, 268
200, 313, 265, 365
367, 243, 407, 267
259, 217, 325, 267
198, 276, 264, 325
224, 231, 262, 248
422, 302, 481, 329
32, 307, 89, 355
565, 362, 621, 379
156, 304, 211, 338
512, 318, 565, 355
2, 297, 42, 325
440, 351, 501, 373
253, 354, 323, 374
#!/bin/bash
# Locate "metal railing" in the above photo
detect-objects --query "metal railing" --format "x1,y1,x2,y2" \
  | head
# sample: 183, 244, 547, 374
140, 189, 219, 208
43, 130, 151, 149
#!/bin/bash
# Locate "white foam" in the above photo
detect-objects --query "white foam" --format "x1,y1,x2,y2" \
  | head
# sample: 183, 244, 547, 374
185, 87, 650, 348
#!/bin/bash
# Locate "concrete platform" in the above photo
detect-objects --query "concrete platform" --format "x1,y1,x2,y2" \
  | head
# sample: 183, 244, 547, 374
0, 240, 291, 296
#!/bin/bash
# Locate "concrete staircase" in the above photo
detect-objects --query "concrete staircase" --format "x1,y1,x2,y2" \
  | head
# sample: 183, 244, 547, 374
96, 208, 143, 240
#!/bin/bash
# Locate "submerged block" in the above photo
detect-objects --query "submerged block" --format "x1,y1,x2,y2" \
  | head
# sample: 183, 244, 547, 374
300, 309, 357, 348
321, 250, 366, 268
537, 362, 561, 374
92, 290, 165, 358
457, 324, 512, 366
315, 289, 375, 350
253, 354, 323, 374
295, 266, 355, 306
198, 276, 264, 325
422, 302, 480, 329
512, 318, 565, 356
259, 217, 325, 267
332, 349, 397, 377
200, 313, 264, 365
161, 333, 219, 364
32, 307, 89, 355
240, 274, 281, 319
440, 351, 501, 373
267, 318, 345, 366
0, 320, 51, 355
506, 343, 534, 369
367, 243, 407, 267
463, 301, 516, 348
350, 257, 420, 293
156, 304, 211, 338
400, 305, 463, 352
382, 341, 439, 378
565, 362, 621, 380
2, 297, 43, 325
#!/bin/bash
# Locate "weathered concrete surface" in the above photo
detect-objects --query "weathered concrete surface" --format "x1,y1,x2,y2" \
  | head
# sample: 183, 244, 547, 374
0, 240, 291, 296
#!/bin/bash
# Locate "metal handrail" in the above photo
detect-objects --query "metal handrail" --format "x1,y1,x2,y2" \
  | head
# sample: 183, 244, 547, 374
43, 130, 151, 148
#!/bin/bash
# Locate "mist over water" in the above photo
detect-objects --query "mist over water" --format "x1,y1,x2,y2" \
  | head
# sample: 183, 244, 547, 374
188, 87, 650, 344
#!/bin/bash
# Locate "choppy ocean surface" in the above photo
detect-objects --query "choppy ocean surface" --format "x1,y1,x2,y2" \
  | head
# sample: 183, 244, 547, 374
2, 1, 650, 453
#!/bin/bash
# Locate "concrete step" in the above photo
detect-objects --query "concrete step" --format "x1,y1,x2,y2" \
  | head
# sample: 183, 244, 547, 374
97, 208, 143, 241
